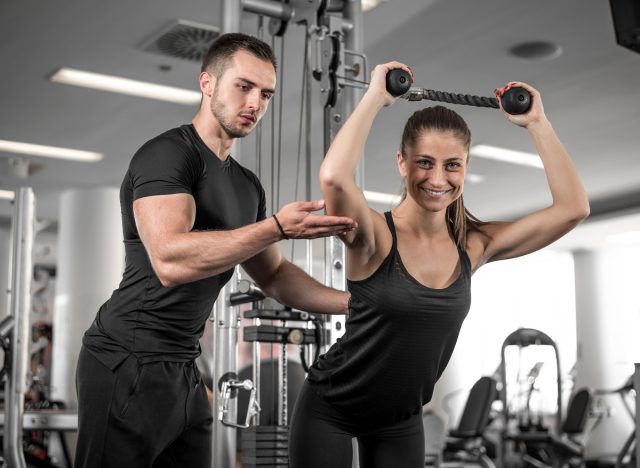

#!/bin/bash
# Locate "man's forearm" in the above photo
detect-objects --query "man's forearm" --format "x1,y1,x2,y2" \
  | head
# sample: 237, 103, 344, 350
156, 217, 282, 287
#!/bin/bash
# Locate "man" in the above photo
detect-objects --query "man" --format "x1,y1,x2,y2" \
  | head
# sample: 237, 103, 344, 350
75, 32, 355, 468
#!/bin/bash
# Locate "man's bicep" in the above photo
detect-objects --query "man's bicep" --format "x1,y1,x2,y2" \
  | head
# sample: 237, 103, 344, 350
133, 193, 196, 251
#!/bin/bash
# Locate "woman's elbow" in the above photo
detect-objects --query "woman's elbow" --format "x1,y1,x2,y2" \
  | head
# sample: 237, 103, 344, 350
564, 201, 590, 229
319, 167, 345, 191
573, 199, 591, 224
577, 201, 590, 222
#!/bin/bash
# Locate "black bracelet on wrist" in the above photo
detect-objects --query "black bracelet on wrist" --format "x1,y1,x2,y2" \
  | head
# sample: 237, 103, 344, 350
272, 214, 289, 240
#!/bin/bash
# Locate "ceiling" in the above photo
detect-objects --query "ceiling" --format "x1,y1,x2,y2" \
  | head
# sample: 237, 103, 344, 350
1, 0, 639, 251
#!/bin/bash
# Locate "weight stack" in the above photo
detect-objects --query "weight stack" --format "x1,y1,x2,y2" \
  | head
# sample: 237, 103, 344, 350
240, 425, 289, 467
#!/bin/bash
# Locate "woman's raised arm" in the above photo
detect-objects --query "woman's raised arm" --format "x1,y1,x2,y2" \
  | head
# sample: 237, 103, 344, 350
319, 61, 411, 260
473, 82, 590, 267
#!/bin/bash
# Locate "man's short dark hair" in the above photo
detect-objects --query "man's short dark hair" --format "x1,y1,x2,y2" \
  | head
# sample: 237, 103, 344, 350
201, 32, 277, 76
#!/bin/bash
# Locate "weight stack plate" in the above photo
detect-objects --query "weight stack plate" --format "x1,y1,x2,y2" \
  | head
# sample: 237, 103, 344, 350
240, 425, 289, 467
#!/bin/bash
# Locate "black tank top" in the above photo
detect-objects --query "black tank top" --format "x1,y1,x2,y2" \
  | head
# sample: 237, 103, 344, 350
308, 211, 471, 426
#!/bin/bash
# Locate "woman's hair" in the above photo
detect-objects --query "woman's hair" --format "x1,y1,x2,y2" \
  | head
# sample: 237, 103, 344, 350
399, 105, 484, 248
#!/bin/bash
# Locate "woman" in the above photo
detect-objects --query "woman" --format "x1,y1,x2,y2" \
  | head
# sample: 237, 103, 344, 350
288, 61, 590, 468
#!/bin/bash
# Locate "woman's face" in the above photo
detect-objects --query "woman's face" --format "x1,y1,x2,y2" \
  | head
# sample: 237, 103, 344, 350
397, 130, 468, 212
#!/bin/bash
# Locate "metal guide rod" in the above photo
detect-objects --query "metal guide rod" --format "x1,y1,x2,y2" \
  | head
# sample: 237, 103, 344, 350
214, 5, 241, 468
4, 187, 35, 468
211, 269, 240, 468
251, 315, 261, 426
347, 0, 365, 187
635, 363, 640, 464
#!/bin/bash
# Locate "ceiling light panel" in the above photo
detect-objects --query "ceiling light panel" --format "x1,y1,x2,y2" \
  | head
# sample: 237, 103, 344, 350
470, 144, 543, 169
51, 68, 201, 105
0, 139, 103, 162
0, 190, 15, 200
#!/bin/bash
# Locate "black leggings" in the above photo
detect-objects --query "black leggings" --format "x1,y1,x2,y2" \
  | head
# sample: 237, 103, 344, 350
289, 381, 425, 468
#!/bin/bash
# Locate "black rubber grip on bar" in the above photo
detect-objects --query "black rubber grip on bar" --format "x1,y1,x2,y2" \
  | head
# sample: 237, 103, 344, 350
386, 68, 412, 96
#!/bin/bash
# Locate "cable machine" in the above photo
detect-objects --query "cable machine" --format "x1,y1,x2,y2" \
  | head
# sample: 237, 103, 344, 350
211, 1, 366, 467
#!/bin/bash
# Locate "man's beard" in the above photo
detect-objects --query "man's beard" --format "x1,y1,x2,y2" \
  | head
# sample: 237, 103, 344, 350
210, 85, 255, 139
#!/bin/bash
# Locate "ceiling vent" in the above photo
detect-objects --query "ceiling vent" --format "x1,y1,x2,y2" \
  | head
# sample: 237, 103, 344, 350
142, 20, 220, 62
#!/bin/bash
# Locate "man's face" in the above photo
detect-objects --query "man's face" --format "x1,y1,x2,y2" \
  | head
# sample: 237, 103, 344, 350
209, 50, 276, 138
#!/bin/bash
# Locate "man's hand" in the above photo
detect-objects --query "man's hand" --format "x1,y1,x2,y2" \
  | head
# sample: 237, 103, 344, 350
274, 200, 357, 239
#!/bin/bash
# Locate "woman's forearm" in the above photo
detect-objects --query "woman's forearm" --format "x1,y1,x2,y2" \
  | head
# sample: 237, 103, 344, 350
263, 259, 350, 315
528, 119, 590, 220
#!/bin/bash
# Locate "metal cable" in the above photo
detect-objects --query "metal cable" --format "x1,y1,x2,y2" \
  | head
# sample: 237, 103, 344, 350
276, 34, 285, 210
291, 31, 310, 262
270, 33, 276, 214
255, 16, 264, 179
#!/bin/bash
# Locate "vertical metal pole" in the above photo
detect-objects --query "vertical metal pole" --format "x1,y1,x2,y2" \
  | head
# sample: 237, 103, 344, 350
251, 315, 261, 426
304, 26, 314, 292
221, 0, 242, 34
212, 3, 242, 467
634, 362, 640, 465
4, 187, 35, 468
211, 269, 240, 468
344, 0, 365, 188
342, 7, 363, 466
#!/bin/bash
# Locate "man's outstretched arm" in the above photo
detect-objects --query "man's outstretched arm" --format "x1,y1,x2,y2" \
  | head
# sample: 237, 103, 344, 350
134, 194, 355, 287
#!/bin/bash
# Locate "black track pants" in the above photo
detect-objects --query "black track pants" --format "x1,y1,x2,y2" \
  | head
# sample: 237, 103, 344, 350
75, 346, 212, 468
289, 381, 425, 468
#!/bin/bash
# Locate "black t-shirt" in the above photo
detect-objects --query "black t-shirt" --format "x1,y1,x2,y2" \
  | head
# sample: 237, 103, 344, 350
307, 212, 471, 426
83, 124, 266, 369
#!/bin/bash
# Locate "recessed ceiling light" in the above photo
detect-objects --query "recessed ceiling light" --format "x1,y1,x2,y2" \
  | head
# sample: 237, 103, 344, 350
470, 144, 543, 169
509, 41, 562, 61
0, 139, 102, 162
0, 190, 15, 200
50, 68, 201, 105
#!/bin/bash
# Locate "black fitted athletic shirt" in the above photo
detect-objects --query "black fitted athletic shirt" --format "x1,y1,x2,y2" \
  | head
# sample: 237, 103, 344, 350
307, 211, 471, 426
83, 124, 266, 369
